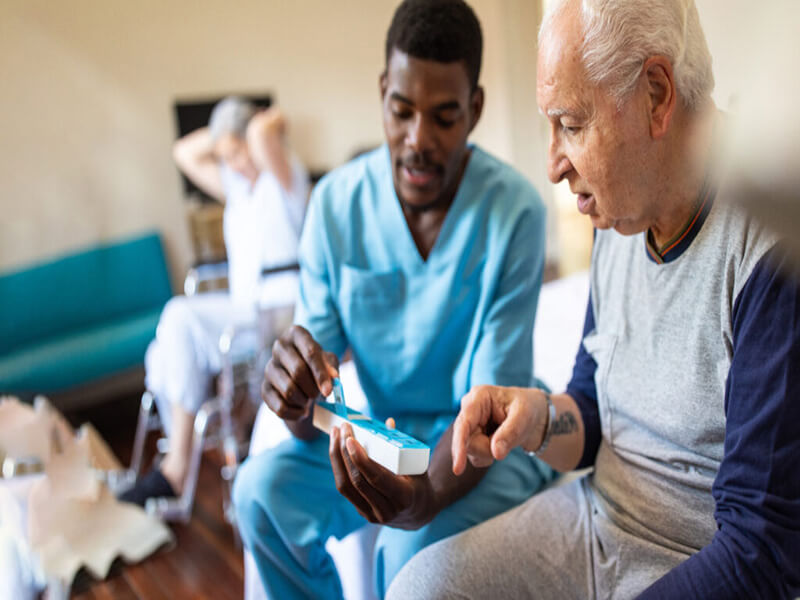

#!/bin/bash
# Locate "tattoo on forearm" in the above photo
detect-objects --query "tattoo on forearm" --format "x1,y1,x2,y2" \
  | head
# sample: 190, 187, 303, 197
551, 411, 578, 436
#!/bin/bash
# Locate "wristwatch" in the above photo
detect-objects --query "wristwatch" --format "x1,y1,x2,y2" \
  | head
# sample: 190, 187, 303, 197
526, 391, 555, 457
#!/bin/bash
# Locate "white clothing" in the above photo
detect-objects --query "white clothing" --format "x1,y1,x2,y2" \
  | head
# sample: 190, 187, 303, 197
221, 156, 309, 309
145, 292, 254, 426
146, 156, 308, 419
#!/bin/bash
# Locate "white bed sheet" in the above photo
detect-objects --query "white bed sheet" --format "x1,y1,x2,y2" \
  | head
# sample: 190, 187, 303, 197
533, 270, 590, 393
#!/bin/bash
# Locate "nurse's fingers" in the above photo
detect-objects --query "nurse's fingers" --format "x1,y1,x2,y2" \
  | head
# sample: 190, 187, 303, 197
339, 424, 395, 522
289, 326, 333, 397
344, 433, 413, 512
329, 426, 377, 522
272, 336, 317, 401
263, 360, 310, 419
324, 352, 340, 377
262, 379, 306, 421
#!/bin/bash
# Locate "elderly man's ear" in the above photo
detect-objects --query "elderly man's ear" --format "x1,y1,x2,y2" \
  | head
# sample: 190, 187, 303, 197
644, 56, 677, 140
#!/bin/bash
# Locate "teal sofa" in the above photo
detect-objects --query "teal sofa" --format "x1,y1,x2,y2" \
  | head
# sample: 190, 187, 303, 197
0, 231, 172, 409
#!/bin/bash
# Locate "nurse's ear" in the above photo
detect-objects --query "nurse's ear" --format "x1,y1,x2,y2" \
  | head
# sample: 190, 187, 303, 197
467, 86, 485, 133
380, 71, 388, 103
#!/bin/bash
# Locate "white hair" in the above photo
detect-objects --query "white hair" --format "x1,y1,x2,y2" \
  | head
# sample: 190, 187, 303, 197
208, 96, 257, 142
540, 0, 714, 110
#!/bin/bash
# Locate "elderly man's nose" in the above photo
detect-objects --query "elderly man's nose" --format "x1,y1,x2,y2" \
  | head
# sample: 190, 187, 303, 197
548, 157, 570, 184
547, 139, 571, 184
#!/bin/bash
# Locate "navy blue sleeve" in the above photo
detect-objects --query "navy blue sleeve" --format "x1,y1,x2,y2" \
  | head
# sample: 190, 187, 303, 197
565, 291, 602, 469
640, 245, 800, 599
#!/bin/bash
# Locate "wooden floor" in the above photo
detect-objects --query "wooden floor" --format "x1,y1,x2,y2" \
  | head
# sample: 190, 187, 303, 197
65, 395, 245, 600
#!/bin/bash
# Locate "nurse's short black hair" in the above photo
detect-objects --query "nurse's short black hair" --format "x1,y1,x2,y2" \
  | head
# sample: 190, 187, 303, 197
385, 0, 483, 90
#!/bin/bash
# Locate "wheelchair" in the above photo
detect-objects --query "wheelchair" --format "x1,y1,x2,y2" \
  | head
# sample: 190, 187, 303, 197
111, 261, 297, 528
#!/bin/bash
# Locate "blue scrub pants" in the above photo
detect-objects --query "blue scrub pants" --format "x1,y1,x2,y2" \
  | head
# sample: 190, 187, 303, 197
233, 434, 556, 599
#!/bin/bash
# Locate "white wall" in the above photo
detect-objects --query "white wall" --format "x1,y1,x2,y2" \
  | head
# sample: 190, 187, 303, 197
0, 0, 547, 285
695, 0, 755, 111
2, 0, 763, 285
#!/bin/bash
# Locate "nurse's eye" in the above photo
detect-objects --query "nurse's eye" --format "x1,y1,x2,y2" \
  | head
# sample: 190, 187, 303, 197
391, 105, 413, 120
434, 108, 459, 129
435, 116, 455, 128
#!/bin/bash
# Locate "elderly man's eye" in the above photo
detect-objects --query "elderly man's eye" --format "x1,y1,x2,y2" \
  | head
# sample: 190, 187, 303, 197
562, 124, 581, 134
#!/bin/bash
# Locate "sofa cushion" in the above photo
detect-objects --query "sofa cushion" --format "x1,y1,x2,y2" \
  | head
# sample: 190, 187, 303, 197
0, 309, 161, 394
0, 232, 171, 352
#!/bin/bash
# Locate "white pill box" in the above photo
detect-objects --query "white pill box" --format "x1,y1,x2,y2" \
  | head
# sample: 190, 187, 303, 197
313, 401, 430, 476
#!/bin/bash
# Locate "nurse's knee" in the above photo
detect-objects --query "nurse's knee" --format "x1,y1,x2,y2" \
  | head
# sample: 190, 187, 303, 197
374, 525, 442, 596
375, 526, 426, 568
233, 453, 282, 536
232, 457, 259, 532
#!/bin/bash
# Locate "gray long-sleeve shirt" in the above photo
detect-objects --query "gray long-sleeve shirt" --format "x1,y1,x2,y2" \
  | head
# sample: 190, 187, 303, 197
567, 195, 800, 598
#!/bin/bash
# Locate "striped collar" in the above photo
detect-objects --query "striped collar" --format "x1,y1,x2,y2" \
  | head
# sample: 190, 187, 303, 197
645, 174, 715, 265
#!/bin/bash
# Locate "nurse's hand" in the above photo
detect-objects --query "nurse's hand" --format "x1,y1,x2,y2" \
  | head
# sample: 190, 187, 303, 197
329, 420, 437, 531
262, 325, 338, 427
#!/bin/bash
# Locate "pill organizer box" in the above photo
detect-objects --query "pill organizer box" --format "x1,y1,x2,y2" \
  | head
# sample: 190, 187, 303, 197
313, 401, 430, 476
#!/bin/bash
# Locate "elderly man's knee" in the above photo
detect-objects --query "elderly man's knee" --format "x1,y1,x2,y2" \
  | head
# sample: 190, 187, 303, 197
385, 542, 455, 600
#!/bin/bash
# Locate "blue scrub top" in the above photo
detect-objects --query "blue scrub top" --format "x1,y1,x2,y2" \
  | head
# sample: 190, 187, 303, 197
295, 144, 546, 444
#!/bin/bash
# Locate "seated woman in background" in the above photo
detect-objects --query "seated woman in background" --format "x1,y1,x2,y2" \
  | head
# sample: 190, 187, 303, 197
120, 96, 309, 505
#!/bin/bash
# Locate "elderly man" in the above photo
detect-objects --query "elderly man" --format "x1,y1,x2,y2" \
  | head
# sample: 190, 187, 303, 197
232, 1, 555, 598
387, 1, 800, 599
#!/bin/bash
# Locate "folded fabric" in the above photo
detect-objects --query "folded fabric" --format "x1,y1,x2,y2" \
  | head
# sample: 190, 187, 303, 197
0, 397, 173, 587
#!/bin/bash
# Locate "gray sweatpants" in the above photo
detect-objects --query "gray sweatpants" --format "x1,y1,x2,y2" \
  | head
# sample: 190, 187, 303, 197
386, 476, 690, 599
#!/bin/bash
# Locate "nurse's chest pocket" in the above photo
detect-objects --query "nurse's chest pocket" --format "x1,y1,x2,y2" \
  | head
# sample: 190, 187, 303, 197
338, 265, 406, 353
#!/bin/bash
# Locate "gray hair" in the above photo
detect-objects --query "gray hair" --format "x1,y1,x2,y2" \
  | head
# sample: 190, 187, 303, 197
540, 0, 714, 111
208, 96, 257, 142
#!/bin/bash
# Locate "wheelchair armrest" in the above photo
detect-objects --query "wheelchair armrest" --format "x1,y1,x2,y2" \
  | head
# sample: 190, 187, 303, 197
184, 262, 296, 297
218, 321, 259, 357
185, 261, 229, 296
260, 262, 300, 277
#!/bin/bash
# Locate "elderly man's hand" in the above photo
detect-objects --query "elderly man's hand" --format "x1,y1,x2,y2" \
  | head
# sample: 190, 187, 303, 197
262, 325, 338, 423
329, 421, 437, 530
451, 385, 548, 475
